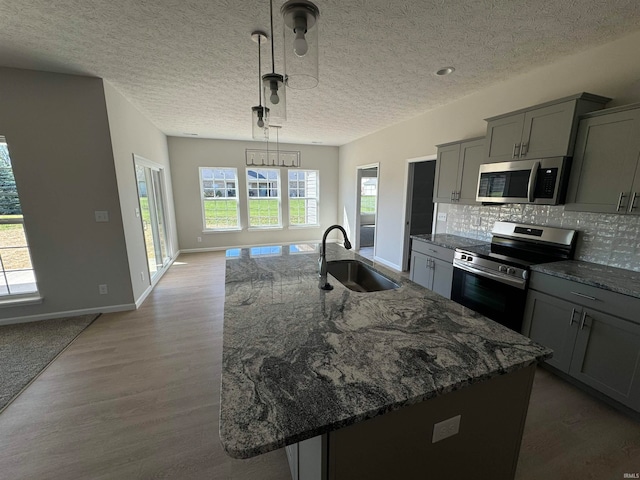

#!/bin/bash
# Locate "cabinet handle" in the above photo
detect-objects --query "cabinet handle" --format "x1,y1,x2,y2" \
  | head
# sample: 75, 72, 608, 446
450, 191, 454, 201
616, 192, 627, 212
512, 143, 521, 159
570, 291, 598, 301
455, 191, 460, 201
579, 312, 589, 330
569, 308, 578, 326
520, 142, 528, 157
629, 192, 638, 212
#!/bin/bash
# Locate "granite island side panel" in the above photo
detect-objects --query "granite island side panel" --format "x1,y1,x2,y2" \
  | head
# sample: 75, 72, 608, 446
219, 243, 551, 459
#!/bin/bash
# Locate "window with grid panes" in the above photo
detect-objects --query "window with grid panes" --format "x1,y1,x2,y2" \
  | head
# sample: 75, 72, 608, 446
288, 170, 319, 226
246, 168, 281, 227
199, 167, 240, 230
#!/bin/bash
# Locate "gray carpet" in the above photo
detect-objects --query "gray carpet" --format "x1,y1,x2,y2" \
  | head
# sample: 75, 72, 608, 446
0, 314, 99, 412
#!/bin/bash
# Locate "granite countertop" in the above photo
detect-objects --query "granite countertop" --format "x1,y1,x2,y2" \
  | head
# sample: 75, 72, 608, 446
411, 233, 488, 250
531, 260, 640, 299
219, 243, 551, 459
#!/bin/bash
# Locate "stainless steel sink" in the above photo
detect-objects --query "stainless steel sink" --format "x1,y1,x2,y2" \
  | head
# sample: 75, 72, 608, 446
326, 260, 399, 292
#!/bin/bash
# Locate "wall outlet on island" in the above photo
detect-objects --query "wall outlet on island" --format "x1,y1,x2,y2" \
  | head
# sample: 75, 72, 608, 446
472, 216, 481, 226
437, 212, 447, 222
98, 284, 108, 295
432, 414, 461, 443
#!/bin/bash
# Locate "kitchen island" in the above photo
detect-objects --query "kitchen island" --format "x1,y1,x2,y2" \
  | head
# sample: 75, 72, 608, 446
220, 243, 551, 479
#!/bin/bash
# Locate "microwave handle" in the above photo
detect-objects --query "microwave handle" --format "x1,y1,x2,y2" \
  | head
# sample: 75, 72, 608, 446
527, 161, 540, 202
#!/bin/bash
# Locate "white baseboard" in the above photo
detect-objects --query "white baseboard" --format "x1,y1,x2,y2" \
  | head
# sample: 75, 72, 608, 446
133, 251, 180, 309
373, 255, 402, 272
0, 303, 136, 326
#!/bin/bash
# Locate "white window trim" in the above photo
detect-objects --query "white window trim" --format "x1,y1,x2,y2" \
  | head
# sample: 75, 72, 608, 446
245, 167, 282, 229
199, 167, 241, 232
288, 169, 320, 228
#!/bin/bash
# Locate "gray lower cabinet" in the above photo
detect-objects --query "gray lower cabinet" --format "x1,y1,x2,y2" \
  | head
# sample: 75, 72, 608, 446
565, 104, 640, 214
523, 273, 640, 411
409, 241, 454, 299
285, 436, 326, 480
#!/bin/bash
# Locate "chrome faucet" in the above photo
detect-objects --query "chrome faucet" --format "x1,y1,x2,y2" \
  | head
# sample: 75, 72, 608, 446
319, 224, 352, 290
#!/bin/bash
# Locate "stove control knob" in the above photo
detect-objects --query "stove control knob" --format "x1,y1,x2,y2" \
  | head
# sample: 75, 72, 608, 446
498, 265, 507, 273
460, 254, 467, 260
466, 256, 473, 262
507, 267, 516, 275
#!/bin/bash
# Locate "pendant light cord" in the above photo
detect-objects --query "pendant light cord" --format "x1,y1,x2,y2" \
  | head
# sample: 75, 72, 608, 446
270, 0, 276, 74
258, 37, 263, 106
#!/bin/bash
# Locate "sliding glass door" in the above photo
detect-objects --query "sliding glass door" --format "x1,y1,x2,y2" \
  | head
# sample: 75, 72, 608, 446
134, 156, 170, 281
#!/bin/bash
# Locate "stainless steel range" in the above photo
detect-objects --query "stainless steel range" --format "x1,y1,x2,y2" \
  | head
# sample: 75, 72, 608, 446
451, 221, 577, 332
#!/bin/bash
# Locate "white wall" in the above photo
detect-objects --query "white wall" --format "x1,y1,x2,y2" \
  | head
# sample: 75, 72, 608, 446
0, 68, 134, 321
339, 29, 640, 269
168, 137, 339, 250
103, 81, 178, 302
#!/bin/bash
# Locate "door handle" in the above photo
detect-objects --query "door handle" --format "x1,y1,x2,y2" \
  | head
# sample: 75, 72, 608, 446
579, 311, 589, 330
570, 291, 598, 301
569, 308, 578, 326
520, 142, 528, 157
616, 192, 627, 212
527, 161, 540, 202
628, 192, 638, 212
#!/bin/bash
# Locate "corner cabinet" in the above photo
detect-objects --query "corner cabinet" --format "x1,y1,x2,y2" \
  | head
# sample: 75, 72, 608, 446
565, 104, 640, 214
523, 272, 640, 412
409, 240, 453, 299
484, 93, 610, 163
433, 137, 485, 204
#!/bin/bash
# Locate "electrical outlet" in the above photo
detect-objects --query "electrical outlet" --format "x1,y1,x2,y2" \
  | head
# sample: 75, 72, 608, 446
135, 207, 140, 218
197, 236, 202, 243
98, 284, 108, 295
94, 210, 109, 222
472, 216, 481, 226
437, 212, 447, 222
140, 272, 145, 282
432, 415, 461, 443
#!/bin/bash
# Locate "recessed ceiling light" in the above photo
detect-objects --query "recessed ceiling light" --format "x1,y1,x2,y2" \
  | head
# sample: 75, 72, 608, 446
435, 67, 455, 76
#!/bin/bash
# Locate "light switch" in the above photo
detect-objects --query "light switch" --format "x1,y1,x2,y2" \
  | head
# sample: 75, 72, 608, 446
95, 210, 110, 222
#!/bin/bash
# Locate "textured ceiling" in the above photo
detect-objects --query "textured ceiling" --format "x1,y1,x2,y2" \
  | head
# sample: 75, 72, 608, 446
1, 1, 640, 146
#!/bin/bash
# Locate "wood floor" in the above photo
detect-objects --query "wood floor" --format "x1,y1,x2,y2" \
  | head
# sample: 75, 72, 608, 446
0, 251, 638, 479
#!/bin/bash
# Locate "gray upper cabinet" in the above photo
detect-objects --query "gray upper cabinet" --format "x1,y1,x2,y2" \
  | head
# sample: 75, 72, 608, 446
433, 137, 484, 204
565, 104, 640, 214
485, 93, 610, 163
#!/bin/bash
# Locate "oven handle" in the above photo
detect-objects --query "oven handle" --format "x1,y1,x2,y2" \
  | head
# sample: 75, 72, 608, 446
453, 261, 527, 290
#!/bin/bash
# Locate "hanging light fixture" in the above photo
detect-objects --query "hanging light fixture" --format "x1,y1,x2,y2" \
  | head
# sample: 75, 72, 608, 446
262, 0, 286, 126
281, 0, 320, 90
251, 31, 269, 140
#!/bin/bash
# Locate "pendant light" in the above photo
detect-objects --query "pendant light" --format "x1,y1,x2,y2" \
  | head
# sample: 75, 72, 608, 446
251, 31, 269, 140
281, 0, 320, 90
262, 0, 286, 126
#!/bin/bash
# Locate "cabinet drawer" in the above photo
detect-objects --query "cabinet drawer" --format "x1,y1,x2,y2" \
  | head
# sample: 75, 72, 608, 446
529, 272, 640, 324
410, 241, 454, 262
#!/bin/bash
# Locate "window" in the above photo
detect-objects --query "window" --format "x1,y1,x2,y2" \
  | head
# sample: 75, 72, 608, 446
247, 168, 281, 228
0, 137, 38, 297
200, 168, 240, 230
360, 176, 378, 214
289, 170, 319, 227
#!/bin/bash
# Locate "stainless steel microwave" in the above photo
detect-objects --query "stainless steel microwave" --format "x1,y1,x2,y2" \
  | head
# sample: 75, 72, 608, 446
476, 157, 571, 205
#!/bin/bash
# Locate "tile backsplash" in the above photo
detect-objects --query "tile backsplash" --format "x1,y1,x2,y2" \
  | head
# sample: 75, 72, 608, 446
442, 204, 640, 272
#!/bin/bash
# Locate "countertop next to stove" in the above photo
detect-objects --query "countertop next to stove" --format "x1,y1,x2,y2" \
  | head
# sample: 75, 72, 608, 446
219, 244, 551, 459
411, 233, 489, 251
531, 260, 640, 299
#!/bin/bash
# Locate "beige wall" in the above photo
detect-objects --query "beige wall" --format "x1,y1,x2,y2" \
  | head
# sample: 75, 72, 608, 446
103, 81, 177, 302
0, 68, 134, 321
168, 137, 339, 250
339, 29, 640, 269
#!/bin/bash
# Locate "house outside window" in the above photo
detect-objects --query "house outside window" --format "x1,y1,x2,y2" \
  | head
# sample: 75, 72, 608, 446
199, 167, 240, 230
247, 168, 281, 228
289, 170, 319, 227
0, 136, 38, 297
360, 177, 377, 214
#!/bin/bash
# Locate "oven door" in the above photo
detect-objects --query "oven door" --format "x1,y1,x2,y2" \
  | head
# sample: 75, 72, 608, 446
451, 265, 527, 332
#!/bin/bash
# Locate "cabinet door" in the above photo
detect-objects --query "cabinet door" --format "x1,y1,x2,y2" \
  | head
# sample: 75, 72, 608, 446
457, 138, 485, 204
569, 309, 640, 410
410, 252, 433, 290
485, 113, 525, 163
565, 109, 640, 213
520, 101, 576, 159
431, 258, 453, 299
433, 143, 460, 203
522, 291, 579, 372
627, 155, 640, 215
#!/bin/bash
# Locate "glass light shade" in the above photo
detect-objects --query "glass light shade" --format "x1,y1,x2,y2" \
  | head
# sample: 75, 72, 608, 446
251, 106, 269, 140
262, 73, 286, 126
281, 0, 319, 90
